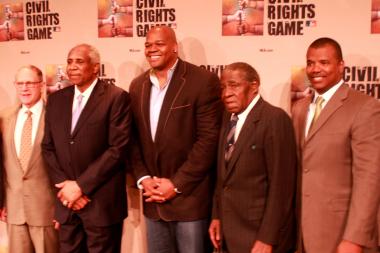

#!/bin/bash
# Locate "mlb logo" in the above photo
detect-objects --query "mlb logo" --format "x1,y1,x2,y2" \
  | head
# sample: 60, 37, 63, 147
306, 20, 317, 27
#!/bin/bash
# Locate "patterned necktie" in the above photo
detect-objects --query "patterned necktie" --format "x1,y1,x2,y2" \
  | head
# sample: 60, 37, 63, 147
19, 110, 33, 172
309, 96, 324, 131
225, 114, 239, 162
71, 94, 84, 132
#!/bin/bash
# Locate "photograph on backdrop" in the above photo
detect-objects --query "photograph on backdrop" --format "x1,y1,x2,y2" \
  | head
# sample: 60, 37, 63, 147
45, 64, 72, 95
98, 0, 133, 37
0, 2, 24, 41
372, 0, 380, 33
222, 0, 264, 36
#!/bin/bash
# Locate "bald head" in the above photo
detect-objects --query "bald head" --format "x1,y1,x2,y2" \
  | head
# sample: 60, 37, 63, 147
147, 26, 177, 44
145, 26, 178, 72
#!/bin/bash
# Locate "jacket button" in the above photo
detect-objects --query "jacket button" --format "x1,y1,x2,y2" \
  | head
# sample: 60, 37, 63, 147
70, 141, 74, 144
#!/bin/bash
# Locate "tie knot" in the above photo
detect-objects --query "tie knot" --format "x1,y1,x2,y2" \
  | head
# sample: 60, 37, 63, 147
315, 96, 324, 106
25, 110, 32, 117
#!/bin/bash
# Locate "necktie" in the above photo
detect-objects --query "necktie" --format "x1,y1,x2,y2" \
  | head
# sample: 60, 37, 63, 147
19, 110, 32, 172
71, 94, 84, 132
225, 114, 238, 162
309, 96, 324, 131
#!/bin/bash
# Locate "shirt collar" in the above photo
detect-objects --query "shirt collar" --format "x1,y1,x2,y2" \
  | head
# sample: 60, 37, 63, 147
21, 99, 43, 115
233, 94, 261, 119
313, 79, 344, 104
74, 78, 98, 98
149, 59, 179, 89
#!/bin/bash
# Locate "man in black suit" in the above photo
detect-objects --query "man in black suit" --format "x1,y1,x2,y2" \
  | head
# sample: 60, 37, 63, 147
209, 62, 297, 253
129, 26, 222, 253
41, 44, 131, 253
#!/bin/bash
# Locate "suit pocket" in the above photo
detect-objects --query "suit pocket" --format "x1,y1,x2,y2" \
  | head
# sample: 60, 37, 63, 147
171, 104, 191, 110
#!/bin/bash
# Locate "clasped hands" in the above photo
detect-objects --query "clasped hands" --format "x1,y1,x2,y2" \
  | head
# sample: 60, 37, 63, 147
55, 180, 90, 211
141, 177, 177, 203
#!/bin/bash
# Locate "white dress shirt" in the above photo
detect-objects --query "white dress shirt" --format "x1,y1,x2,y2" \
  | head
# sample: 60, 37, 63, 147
305, 79, 344, 136
72, 78, 98, 116
14, 99, 43, 156
233, 94, 261, 141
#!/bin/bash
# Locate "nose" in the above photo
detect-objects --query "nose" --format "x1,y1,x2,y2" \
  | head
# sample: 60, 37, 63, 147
67, 62, 77, 71
221, 87, 233, 99
309, 63, 321, 73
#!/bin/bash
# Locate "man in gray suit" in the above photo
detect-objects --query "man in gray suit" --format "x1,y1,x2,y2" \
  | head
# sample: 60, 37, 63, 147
0, 65, 58, 253
209, 62, 297, 253
292, 37, 380, 253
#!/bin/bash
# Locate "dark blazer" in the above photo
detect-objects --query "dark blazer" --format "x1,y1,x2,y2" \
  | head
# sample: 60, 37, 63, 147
129, 59, 222, 221
41, 80, 131, 226
212, 98, 297, 253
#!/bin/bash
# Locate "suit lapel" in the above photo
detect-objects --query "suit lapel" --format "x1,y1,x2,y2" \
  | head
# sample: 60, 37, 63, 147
71, 81, 104, 136
305, 84, 349, 143
296, 97, 311, 148
154, 60, 186, 144
219, 112, 231, 181
6, 105, 24, 174
224, 98, 264, 180
63, 86, 75, 136
26, 107, 45, 173
141, 75, 153, 141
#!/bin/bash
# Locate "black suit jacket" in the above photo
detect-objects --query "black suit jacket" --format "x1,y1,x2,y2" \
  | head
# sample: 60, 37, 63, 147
42, 80, 131, 226
129, 59, 223, 221
212, 98, 297, 253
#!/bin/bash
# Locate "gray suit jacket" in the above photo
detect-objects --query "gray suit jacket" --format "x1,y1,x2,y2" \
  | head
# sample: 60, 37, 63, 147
292, 84, 380, 253
0, 104, 55, 226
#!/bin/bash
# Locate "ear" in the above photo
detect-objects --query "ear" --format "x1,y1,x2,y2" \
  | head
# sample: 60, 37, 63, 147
93, 63, 100, 75
338, 60, 345, 74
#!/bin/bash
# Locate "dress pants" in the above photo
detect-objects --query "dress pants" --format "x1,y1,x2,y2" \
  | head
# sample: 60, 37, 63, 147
8, 223, 58, 253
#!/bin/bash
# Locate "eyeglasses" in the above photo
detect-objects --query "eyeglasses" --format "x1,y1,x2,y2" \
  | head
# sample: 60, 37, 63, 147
14, 81, 42, 88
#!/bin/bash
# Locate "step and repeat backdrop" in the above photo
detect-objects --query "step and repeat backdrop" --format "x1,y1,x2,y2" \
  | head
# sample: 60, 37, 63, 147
0, 0, 379, 252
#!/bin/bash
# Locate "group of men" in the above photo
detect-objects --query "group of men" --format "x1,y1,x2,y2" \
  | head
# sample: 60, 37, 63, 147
0, 25, 379, 253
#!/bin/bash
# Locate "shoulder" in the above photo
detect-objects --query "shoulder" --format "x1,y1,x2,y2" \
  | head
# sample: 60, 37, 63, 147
346, 86, 378, 105
257, 99, 294, 130
47, 85, 73, 103
180, 60, 217, 79
99, 80, 128, 95
0, 104, 20, 120
129, 70, 150, 92
261, 99, 290, 118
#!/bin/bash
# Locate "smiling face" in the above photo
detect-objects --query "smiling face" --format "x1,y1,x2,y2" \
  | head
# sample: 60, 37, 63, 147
306, 44, 344, 94
66, 45, 99, 92
144, 26, 178, 72
221, 69, 258, 114
14, 67, 43, 108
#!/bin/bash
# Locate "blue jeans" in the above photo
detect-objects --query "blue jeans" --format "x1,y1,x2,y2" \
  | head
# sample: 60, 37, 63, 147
145, 217, 209, 253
